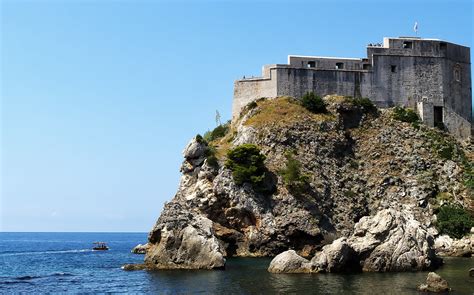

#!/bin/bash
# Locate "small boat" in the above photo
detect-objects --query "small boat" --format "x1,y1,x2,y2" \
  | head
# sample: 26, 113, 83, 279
92, 242, 109, 251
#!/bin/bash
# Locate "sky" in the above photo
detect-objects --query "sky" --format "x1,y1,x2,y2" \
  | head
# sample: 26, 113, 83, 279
1, 0, 472, 232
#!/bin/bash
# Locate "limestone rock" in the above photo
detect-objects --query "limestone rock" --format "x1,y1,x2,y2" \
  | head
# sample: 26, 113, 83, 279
183, 137, 207, 160
144, 97, 472, 270
131, 243, 150, 254
434, 234, 473, 257
310, 238, 358, 273
268, 250, 311, 273
270, 208, 440, 273
417, 272, 450, 293
145, 202, 225, 269
349, 209, 439, 272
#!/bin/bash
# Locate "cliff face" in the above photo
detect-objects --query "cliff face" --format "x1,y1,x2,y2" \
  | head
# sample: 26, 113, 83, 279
144, 96, 473, 270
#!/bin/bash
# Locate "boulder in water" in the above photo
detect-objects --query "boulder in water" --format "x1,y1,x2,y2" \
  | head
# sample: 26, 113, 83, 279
310, 238, 358, 273
269, 208, 441, 273
417, 272, 450, 292
268, 250, 311, 273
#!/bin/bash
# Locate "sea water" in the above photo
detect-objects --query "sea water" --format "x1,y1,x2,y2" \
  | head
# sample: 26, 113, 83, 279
1, 232, 473, 294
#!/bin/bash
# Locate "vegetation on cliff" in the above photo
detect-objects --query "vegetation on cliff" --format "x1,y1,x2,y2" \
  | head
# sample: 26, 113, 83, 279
225, 144, 267, 189
204, 121, 230, 142
279, 151, 309, 195
392, 106, 420, 123
301, 92, 327, 113
144, 95, 473, 271
243, 97, 335, 128
436, 204, 473, 239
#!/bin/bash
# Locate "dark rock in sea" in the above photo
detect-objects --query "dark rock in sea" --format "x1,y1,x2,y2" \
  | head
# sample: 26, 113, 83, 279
417, 272, 450, 293
469, 268, 474, 277
121, 264, 148, 271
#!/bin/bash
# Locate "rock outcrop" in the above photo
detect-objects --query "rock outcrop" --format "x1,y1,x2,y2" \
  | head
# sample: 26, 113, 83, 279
348, 208, 438, 272
131, 243, 150, 254
269, 208, 440, 273
142, 96, 473, 270
418, 272, 451, 293
267, 250, 311, 273
144, 202, 225, 269
434, 233, 473, 257
311, 238, 358, 273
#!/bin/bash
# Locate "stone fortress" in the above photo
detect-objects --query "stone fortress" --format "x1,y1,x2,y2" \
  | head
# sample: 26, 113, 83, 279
232, 37, 472, 139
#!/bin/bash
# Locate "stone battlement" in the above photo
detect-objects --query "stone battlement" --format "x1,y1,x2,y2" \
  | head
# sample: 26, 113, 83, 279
233, 37, 472, 139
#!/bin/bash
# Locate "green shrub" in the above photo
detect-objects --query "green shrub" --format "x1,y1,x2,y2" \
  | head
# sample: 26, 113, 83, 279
195, 134, 204, 143
203, 121, 230, 142
436, 204, 473, 239
246, 101, 258, 110
205, 145, 219, 169
344, 190, 357, 198
350, 97, 377, 113
438, 145, 454, 160
424, 130, 456, 161
301, 92, 327, 113
463, 161, 474, 192
392, 106, 420, 123
225, 144, 267, 188
280, 152, 309, 193
435, 192, 453, 203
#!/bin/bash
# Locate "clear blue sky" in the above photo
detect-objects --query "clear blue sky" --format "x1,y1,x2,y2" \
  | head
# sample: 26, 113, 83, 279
1, 0, 472, 232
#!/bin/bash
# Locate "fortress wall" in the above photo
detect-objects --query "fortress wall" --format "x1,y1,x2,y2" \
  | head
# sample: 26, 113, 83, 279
232, 38, 471, 139
444, 107, 473, 139
443, 58, 472, 121
288, 56, 364, 70
370, 55, 444, 108
275, 68, 372, 100
232, 73, 277, 119
442, 51, 472, 138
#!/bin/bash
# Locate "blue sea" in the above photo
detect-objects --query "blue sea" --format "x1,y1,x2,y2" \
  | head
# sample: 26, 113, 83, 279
1, 232, 473, 294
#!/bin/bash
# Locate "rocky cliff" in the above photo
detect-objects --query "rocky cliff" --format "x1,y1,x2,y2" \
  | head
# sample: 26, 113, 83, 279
143, 96, 473, 270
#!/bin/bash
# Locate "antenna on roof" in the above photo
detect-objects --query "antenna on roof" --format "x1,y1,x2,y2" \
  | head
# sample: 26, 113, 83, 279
413, 21, 419, 36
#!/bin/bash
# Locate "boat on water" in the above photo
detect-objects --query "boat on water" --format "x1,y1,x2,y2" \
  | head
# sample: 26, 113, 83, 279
92, 242, 109, 251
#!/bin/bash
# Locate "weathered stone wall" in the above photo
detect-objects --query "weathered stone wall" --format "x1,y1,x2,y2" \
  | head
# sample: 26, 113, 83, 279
232, 66, 277, 119
288, 56, 365, 70
370, 55, 445, 108
275, 68, 371, 100
232, 37, 472, 139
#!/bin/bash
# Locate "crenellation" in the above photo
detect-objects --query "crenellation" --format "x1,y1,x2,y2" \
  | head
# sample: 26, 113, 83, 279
232, 36, 472, 139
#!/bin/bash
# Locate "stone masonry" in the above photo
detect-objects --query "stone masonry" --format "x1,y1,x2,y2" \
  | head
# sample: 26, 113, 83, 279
233, 37, 472, 139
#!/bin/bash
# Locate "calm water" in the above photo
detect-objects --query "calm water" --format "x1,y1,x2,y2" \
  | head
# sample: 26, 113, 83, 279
1, 232, 473, 294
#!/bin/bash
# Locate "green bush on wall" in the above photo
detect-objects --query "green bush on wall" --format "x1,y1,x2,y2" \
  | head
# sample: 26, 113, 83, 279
225, 144, 267, 188
436, 204, 473, 239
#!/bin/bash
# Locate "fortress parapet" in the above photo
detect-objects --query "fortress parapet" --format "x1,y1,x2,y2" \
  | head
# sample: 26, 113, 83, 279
233, 37, 472, 139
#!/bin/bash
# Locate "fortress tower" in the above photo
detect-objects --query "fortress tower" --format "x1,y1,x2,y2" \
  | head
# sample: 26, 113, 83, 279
232, 37, 472, 139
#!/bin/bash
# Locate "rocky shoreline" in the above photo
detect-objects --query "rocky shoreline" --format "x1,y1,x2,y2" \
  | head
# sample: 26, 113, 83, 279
128, 96, 473, 273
